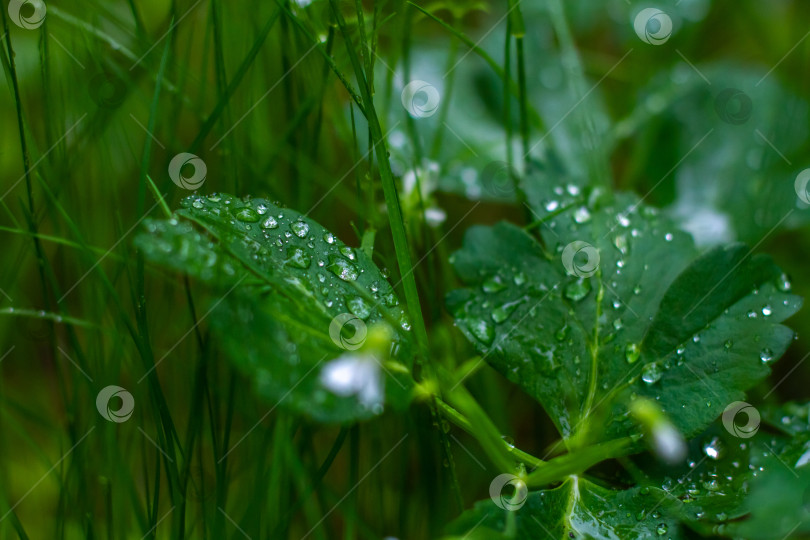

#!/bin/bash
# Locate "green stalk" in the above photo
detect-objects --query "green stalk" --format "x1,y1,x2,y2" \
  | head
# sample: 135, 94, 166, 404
329, 0, 430, 365
0, 11, 52, 312
525, 437, 633, 487
504, 14, 514, 175
408, 1, 545, 133
434, 396, 544, 469
429, 14, 461, 159
545, 0, 610, 187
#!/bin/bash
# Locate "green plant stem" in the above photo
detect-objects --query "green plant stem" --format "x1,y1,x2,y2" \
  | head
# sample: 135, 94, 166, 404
438, 388, 543, 472
545, 0, 610, 188
434, 396, 544, 470
329, 0, 430, 367
525, 437, 633, 487
408, 2, 545, 133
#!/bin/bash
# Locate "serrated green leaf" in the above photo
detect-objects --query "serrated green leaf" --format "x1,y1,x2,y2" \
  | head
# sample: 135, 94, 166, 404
136, 193, 415, 422
628, 63, 810, 246
447, 191, 801, 447
631, 421, 751, 532
444, 476, 685, 539
722, 402, 810, 539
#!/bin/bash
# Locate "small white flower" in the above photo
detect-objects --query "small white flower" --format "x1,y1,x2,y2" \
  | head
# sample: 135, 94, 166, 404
652, 422, 687, 465
319, 353, 384, 409
425, 207, 446, 227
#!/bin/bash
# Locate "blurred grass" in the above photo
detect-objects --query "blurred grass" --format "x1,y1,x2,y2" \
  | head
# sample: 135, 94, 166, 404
0, 0, 809, 538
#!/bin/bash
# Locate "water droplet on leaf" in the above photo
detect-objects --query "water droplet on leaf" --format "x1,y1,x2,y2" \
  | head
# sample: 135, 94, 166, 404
291, 220, 310, 238
760, 348, 774, 363
234, 207, 260, 223
286, 247, 312, 269
346, 296, 371, 319
469, 319, 495, 345
327, 256, 359, 282
625, 343, 641, 364
642, 362, 663, 384
564, 278, 591, 302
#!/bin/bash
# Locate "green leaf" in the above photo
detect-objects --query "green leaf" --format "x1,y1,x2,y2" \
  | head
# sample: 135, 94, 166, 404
444, 476, 684, 539
722, 402, 810, 539
626, 63, 810, 246
631, 421, 751, 533
136, 193, 415, 422
447, 191, 801, 445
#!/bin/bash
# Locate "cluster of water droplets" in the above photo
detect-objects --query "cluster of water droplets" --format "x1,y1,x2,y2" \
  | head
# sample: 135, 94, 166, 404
458, 265, 552, 348
179, 194, 411, 332
142, 216, 235, 280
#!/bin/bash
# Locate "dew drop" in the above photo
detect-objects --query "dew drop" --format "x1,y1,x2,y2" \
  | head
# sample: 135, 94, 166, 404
641, 362, 662, 384
656, 523, 667, 536
703, 478, 720, 492
564, 278, 591, 302
574, 207, 591, 223
323, 232, 335, 244
625, 343, 641, 364
777, 273, 792, 292
482, 275, 506, 294
234, 207, 260, 223
703, 436, 725, 460
286, 247, 312, 269
469, 319, 495, 345
613, 234, 628, 254
760, 348, 774, 364
339, 246, 356, 260
291, 220, 310, 238
262, 216, 279, 229
492, 300, 521, 323
762, 305, 772, 317
327, 256, 359, 281
346, 296, 371, 319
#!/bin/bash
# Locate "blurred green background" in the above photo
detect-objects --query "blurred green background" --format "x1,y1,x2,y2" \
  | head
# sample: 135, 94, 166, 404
1, 0, 809, 538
